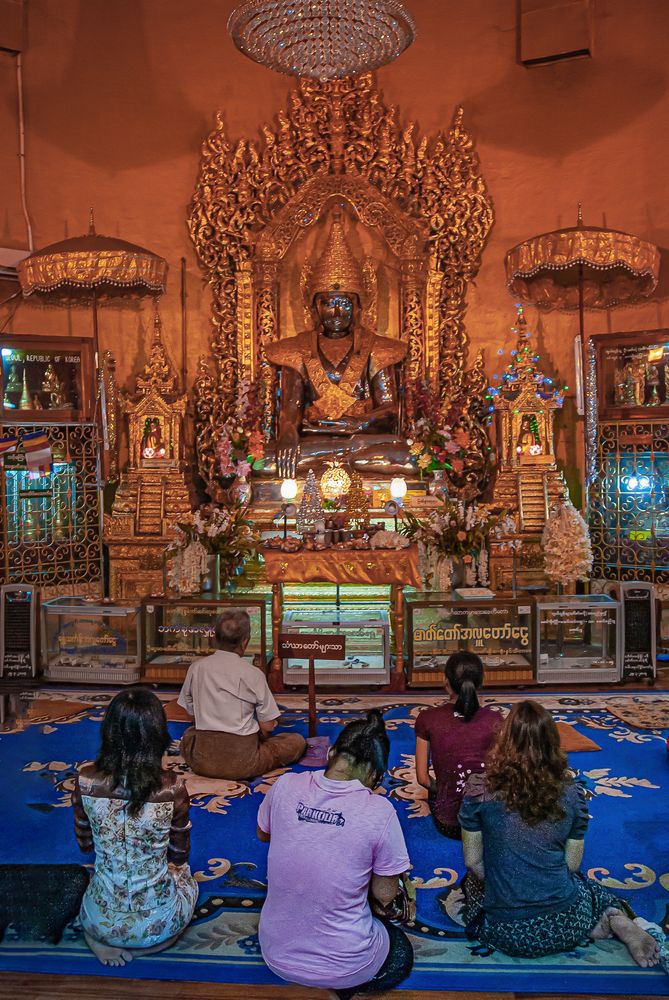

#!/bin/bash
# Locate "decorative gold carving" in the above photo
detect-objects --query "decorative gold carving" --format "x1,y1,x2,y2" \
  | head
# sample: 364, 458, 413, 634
104, 312, 193, 599
136, 310, 178, 395
189, 74, 494, 496
101, 350, 120, 482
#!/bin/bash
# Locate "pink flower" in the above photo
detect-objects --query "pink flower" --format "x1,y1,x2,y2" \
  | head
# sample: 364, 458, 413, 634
235, 459, 252, 478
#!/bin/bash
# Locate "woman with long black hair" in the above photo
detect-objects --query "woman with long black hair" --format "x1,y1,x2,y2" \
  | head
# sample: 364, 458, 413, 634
415, 652, 501, 838
257, 709, 415, 998
459, 700, 660, 967
73, 688, 198, 967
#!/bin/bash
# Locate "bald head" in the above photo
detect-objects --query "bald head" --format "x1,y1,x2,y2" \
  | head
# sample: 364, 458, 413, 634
215, 610, 251, 652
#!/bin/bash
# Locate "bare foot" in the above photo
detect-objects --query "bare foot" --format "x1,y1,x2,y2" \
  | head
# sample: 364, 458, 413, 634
84, 933, 134, 967
608, 912, 661, 968
590, 906, 618, 940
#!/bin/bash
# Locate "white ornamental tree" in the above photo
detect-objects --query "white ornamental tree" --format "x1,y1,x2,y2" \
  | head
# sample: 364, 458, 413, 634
542, 498, 593, 587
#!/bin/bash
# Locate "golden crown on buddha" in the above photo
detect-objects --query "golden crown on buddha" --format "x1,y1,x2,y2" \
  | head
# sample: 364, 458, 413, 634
308, 214, 366, 303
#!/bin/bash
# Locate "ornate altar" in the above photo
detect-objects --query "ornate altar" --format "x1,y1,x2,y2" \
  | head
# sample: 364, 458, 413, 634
188, 74, 494, 501
104, 312, 192, 599
489, 307, 567, 592
263, 544, 422, 692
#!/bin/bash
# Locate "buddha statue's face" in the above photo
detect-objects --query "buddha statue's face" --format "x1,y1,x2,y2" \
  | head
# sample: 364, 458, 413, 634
314, 292, 355, 337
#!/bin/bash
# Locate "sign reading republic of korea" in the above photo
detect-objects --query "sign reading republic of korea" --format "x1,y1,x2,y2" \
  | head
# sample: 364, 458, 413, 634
279, 633, 346, 660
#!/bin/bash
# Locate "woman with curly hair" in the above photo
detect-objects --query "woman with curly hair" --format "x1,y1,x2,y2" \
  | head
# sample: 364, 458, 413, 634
73, 688, 198, 967
458, 700, 660, 967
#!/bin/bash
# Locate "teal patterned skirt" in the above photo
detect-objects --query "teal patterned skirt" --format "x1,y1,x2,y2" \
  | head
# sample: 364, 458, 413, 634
463, 872, 633, 958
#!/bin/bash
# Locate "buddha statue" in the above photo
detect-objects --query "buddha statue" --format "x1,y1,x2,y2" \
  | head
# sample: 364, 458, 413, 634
265, 215, 414, 478
41, 363, 67, 408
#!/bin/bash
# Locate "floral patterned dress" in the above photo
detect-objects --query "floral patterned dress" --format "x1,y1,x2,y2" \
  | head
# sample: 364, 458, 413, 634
73, 765, 199, 948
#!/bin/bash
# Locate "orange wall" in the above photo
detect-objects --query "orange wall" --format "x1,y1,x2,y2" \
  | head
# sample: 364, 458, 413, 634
3, 0, 669, 490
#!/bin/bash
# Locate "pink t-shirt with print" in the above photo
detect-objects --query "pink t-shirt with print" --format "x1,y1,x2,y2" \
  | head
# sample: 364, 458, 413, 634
257, 769, 410, 990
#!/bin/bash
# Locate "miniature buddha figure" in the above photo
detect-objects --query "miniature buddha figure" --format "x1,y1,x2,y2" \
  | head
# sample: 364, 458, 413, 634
645, 363, 661, 406
616, 358, 645, 406
41, 363, 67, 408
266, 215, 413, 477
3, 363, 22, 408
515, 414, 542, 456
141, 416, 167, 458
5, 361, 22, 394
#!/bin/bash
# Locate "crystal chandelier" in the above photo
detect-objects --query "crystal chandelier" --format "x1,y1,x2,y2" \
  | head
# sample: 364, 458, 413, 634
228, 1, 416, 81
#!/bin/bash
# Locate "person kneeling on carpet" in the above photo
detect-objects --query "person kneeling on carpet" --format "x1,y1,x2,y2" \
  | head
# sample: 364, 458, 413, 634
415, 652, 501, 839
73, 688, 198, 967
257, 710, 415, 999
458, 700, 661, 968
177, 609, 306, 779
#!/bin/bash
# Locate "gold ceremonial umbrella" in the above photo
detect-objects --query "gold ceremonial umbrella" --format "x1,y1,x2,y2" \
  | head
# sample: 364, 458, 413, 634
16, 215, 168, 482
505, 208, 660, 491
17, 214, 168, 366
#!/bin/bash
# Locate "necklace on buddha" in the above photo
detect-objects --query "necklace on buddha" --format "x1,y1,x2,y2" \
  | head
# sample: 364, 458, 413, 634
319, 338, 354, 383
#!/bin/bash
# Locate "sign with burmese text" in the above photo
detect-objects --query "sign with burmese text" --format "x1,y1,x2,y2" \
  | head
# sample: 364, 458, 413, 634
279, 633, 346, 660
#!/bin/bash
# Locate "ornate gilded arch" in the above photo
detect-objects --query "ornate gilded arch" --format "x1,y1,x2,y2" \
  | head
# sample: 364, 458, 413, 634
188, 73, 494, 497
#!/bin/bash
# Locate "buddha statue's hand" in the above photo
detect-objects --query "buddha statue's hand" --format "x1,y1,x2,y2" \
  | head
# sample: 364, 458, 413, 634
277, 437, 300, 479
304, 415, 367, 435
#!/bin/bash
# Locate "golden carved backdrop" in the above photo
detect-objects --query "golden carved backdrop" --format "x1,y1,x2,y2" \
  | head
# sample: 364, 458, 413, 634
189, 74, 494, 496
4, 0, 669, 502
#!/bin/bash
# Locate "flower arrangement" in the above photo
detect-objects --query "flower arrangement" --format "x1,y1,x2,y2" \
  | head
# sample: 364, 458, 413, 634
406, 378, 470, 475
216, 378, 266, 480
167, 503, 258, 594
542, 498, 593, 587
401, 498, 506, 590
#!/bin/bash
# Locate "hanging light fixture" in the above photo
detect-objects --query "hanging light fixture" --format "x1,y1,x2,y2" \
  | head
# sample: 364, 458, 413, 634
228, 1, 416, 81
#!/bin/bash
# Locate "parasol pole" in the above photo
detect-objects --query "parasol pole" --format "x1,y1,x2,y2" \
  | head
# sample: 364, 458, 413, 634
180, 257, 187, 392
575, 205, 590, 513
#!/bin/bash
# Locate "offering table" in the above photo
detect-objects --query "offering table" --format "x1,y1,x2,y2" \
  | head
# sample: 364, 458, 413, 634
262, 545, 422, 693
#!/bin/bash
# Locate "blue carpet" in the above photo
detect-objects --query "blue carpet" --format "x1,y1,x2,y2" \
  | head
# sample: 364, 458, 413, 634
0, 689, 667, 994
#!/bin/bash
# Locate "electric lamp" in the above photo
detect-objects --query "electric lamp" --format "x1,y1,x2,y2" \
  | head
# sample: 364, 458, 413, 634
390, 477, 407, 501
280, 478, 298, 501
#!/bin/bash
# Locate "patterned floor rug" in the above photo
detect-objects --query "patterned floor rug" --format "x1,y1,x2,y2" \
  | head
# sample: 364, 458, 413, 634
606, 695, 669, 731
0, 687, 667, 994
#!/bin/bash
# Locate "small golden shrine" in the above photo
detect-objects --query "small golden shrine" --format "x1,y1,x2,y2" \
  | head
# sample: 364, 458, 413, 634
104, 310, 192, 599
492, 307, 567, 531
489, 307, 567, 591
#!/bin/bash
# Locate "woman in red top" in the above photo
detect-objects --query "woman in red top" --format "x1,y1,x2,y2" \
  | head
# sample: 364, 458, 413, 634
415, 652, 501, 839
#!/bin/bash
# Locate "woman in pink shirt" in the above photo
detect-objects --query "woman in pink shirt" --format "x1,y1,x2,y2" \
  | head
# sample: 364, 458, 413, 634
415, 652, 501, 839
257, 710, 415, 998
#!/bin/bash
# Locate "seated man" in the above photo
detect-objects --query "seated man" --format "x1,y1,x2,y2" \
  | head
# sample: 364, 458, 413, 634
178, 610, 306, 780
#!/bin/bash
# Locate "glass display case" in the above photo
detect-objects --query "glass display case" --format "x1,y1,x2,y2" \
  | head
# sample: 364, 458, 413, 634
281, 606, 390, 685
1, 337, 94, 422
592, 329, 669, 420
0, 423, 102, 589
142, 596, 269, 684
42, 598, 140, 683
406, 594, 535, 688
535, 594, 621, 684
